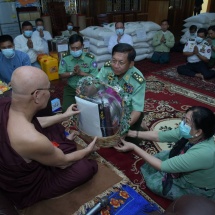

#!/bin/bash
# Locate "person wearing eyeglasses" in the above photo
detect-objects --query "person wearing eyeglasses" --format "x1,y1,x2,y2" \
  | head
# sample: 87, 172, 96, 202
97, 43, 146, 144
59, 34, 98, 112
115, 106, 215, 200
108, 22, 133, 54
0, 65, 98, 210
0, 34, 31, 84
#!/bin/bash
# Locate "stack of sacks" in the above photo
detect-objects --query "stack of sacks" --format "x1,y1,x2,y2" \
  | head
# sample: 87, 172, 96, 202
80, 26, 115, 69
182, 12, 215, 35
104, 21, 161, 61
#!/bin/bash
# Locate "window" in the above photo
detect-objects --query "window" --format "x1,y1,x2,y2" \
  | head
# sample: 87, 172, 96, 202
106, 0, 140, 13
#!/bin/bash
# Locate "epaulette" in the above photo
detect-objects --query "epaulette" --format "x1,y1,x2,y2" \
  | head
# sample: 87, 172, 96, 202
132, 72, 144, 84
189, 38, 195, 41
203, 41, 209, 46
85, 52, 94, 59
104, 60, 111, 67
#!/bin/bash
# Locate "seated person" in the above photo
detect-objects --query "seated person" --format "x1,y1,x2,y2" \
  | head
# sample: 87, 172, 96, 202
0, 65, 98, 210
108, 22, 133, 54
14, 21, 43, 68
207, 25, 215, 68
151, 19, 175, 64
172, 25, 197, 53
97, 43, 146, 143
58, 34, 98, 112
32, 18, 52, 54
0, 34, 31, 84
177, 28, 215, 80
61, 21, 77, 37
115, 106, 215, 200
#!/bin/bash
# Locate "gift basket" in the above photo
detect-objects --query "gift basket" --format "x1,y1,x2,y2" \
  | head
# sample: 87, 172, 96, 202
74, 77, 131, 148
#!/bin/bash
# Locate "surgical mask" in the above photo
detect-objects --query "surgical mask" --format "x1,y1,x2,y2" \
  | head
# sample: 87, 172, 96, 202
67, 26, 73, 31
116, 29, 124, 36
37, 26, 44, 31
24, 30, 33, 38
179, 121, 193, 139
1, 48, 15, 58
190, 33, 196, 37
70, 49, 82, 58
196, 36, 203, 43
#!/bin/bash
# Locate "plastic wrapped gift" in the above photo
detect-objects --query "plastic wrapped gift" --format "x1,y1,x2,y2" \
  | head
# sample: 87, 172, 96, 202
0, 80, 11, 95
75, 77, 131, 147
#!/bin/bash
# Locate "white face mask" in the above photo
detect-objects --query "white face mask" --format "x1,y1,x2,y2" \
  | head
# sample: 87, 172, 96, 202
37, 26, 44, 31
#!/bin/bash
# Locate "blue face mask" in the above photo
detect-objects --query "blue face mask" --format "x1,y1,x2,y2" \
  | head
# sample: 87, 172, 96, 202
1, 48, 15, 58
179, 121, 193, 139
116, 29, 124, 36
24, 30, 33, 38
196, 36, 203, 43
67, 26, 73, 31
70, 49, 82, 58
190, 33, 195, 37
37, 26, 44, 31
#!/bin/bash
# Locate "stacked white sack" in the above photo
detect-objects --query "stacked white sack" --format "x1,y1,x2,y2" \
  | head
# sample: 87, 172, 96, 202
80, 26, 114, 69
181, 13, 215, 41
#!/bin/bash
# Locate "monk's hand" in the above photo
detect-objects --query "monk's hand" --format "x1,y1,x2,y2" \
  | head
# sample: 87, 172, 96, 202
64, 104, 80, 119
114, 138, 134, 153
86, 137, 99, 153
66, 130, 80, 140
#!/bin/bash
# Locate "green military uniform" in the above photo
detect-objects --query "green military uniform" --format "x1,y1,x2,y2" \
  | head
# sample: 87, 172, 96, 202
59, 52, 98, 112
208, 38, 215, 68
97, 61, 146, 144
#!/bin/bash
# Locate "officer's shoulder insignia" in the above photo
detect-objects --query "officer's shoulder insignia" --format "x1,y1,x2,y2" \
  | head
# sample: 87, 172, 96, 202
92, 61, 97, 68
189, 38, 195, 41
204, 41, 209, 46
86, 52, 94, 59
104, 60, 111, 67
132, 72, 144, 84
61, 59, 66, 66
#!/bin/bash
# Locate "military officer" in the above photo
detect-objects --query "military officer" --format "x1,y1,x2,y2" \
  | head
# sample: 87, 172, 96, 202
97, 43, 146, 143
59, 34, 98, 112
177, 28, 215, 80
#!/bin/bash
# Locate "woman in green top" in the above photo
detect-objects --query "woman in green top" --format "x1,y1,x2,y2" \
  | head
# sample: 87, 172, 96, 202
115, 106, 215, 200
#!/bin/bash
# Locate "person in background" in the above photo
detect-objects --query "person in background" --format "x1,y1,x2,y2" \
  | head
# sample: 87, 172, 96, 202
0, 66, 98, 210
0, 35, 31, 84
32, 18, 52, 54
115, 106, 215, 201
177, 28, 215, 80
194, 0, 204, 16
61, 21, 77, 37
58, 34, 98, 112
207, 25, 215, 68
97, 43, 146, 144
151, 19, 175, 64
108, 22, 133, 54
171, 25, 197, 53
14, 21, 43, 68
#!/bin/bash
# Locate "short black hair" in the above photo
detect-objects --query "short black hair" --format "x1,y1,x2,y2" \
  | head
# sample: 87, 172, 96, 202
69, 34, 83, 45
0, 35, 13, 44
22, 21, 33, 28
197, 28, 207, 37
67, 21, 73, 25
115, 22, 124, 28
112, 43, 136, 62
208, 25, 215, 32
189, 25, 197, 31
186, 106, 215, 139
35, 18, 44, 25
161, 19, 169, 24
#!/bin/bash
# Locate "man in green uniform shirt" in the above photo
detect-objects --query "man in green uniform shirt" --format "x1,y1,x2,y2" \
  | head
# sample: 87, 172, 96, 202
97, 43, 146, 143
59, 34, 98, 112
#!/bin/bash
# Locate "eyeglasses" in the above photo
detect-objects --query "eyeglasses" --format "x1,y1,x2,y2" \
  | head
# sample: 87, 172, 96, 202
30, 87, 55, 95
110, 59, 127, 67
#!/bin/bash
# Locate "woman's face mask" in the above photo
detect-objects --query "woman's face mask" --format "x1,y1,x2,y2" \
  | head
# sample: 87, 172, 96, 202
1, 48, 15, 58
70, 49, 82, 58
179, 121, 193, 139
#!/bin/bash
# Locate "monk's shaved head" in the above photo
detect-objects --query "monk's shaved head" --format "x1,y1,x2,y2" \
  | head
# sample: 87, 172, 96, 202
11, 66, 49, 95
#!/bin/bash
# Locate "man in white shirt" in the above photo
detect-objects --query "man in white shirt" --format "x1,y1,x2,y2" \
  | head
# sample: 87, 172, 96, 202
177, 28, 215, 79
61, 21, 77, 37
108, 22, 133, 53
32, 18, 52, 54
14, 21, 43, 68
